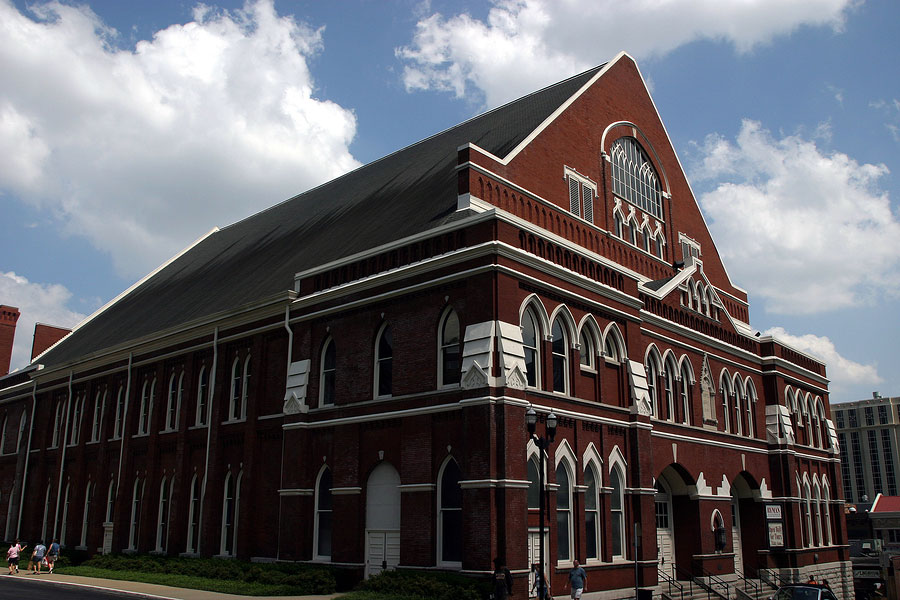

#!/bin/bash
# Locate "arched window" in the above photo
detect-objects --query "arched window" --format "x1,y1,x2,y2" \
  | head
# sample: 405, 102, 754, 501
527, 457, 540, 509
629, 220, 638, 246
556, 462, 573, 562
105, 480, 115, 524
614, 211, 624, 238
156, 477, 171, 552
315, 467, 333, 560
551, 318, 568, 394
52, 400, 63, 447
439, 309, 461, 387
813, 401, 823, 448
60, 482, 71, 546
823, 482, 833, 545
814, 482, 823, 546
664, 357, 677, 422
521, 310, 540, 389
642, 226, 651, 253
186, 475, 201, 554
611, 466, 625, 558
138, 378, 155, 435
579, 327, 596, 369
680, 363, 692, 425
375, 324, 393, 397
746, 383, 757, 438
584, 465, 600, 561
610, 136, 663, 219
80, 481, 93, 548
604, 335, 620, 363
129, 478, 144, 550
114, 386, 125, 438
166, 372, 183, 431
229, 356, 249, 421
720, 375, 732, 433
645, 354, 660, 417
320, 339, 336, 406
241, 356, 251, 419
69, 394, 83, 445
221, 472, 239, 556
438, 459, 463, 565
91, 391, 104, 442
196, 366, 209, 426
802, 480, 813, 548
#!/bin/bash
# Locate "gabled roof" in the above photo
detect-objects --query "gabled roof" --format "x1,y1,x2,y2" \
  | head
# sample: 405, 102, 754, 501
871, 494, 900, 513
38, 64, 606, 369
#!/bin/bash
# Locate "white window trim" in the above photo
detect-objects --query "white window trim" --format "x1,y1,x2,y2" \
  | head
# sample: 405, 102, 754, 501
374, 323, 392, 399
129, 479, 143, 550
319, 338, 336, 406
437, 457, 462, 568
437, 308, 461, 389
186, 475, 200, 554
313, 466, 332, 561
79, 481, 93, 548
555, 459, 574, 567
196, 366, 209, 426
550, 318, 570, 396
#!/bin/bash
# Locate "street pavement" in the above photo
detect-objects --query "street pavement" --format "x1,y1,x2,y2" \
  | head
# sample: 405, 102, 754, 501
0, 570, 344, 600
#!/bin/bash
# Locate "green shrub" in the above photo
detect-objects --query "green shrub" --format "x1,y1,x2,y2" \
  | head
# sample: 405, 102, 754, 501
356, 569, 486, 600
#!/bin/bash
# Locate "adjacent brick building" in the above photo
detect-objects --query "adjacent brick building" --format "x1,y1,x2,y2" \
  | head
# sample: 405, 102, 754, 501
0, 53, 850, 598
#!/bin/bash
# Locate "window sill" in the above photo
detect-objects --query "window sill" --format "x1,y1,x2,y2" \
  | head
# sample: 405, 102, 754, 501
188, 424, 208, 430
221, 418, 247, 426
86, 440, 101, 445
579, 365, 597, 374
159, 428, 177, 435
132, 433, 150, 439
107, 437, 122, 442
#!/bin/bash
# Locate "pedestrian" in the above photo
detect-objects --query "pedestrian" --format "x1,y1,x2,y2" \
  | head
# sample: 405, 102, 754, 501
531, 564, 549, 600
6, 539, 26, 574
807, 575, 817, 585
46, 539, 59, 574
569, 559, 587, 599
31, 541, 46, 574
492, 557, 513, 600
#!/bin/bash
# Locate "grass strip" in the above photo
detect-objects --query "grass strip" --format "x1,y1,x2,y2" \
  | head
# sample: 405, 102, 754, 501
54, 566, 320, 596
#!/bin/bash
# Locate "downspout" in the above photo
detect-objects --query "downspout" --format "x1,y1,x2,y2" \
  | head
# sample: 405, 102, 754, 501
277, 305, 293, 559
52, 371, 74, 540
16, 381, 38, 537
199, 326, 219, 555
115, 353, 134, 503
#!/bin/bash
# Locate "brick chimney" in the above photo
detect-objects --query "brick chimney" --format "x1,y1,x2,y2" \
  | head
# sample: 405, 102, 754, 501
0, 305, 21, 376
32, 323, 72, 360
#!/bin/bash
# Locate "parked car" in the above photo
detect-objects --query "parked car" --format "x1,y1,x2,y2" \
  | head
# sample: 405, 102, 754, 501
771, 583, 838, 600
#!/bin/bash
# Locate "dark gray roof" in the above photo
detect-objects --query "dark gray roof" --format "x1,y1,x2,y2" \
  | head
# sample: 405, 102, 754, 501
40, 65, 605, 368
643, 276, 674, 292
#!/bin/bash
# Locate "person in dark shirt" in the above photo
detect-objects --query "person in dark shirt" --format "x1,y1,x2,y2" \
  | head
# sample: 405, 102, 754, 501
492, 557, 513, 600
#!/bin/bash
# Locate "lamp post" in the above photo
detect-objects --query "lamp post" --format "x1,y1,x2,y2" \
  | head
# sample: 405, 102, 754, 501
526, 406, 557, 600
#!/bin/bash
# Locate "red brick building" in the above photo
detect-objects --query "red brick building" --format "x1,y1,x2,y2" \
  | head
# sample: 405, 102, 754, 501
0, 53, 850, 598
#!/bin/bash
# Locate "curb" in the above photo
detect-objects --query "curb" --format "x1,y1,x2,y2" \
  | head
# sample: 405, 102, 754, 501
5, 574, 182, 600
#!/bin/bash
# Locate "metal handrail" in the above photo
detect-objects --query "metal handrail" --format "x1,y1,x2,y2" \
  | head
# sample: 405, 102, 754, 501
673, 564, 699, 599
735, 568, 761, 599
758, 567, 792, 590
691, 561, 730, 600
659, 564, 685, 600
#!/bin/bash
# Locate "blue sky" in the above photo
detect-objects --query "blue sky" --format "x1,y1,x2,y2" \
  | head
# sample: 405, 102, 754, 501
1, 0, 897, 403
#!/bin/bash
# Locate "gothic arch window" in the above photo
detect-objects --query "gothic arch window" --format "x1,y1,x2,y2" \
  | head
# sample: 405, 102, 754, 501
69, 394, 83, 446
16, 411, 27, 452
611, 137, 663, 219
51, 400, 63, 447
803, 480, 813, 548
556, 460, 574, 562
375, 324, 393, 397
645, 348, 662, 417
439, 309, 461, 387
579, 322, 598, 370
314, 467, 333, 560
438, 458, 463, 566
610, 464, 626, 558
138, 378, 155, 435
129, 478, 144, 550
229, 356, 250, 421
320, 338, 336, 406
91, 391, 105, 442
527, 456, 541, 510
603, 325, 624, 364
551, 317, 569, 394
732, 377, 745, 436
746, 380, 758, 438
614, 210, 625, 239
663, 354, 678, 422
584, 463, 601, 561
813, 481, 823, 546
114, 386, 126, 438
196, 366, 209, 426
186, 475, 201, 554
221, 471, 241, 556
720, 373, 733, 433
823, 481, 833, 544
166, 372, 184, 432
522, 309, 541, 389
105, 479, 115, 524
680, 361, 693, 425
80, 481, 93, 548
156, 476, 172, 552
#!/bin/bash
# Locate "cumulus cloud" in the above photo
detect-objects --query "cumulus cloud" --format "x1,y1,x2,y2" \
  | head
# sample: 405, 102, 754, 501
0, 0, 360, 278
764, 327, 882, 394
692, 120, 900, 314
0, 272, 87, 371
396, 0, 856, 108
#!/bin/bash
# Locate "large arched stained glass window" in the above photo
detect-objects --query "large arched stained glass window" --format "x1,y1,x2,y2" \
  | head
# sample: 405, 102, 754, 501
611, 137, 663, 220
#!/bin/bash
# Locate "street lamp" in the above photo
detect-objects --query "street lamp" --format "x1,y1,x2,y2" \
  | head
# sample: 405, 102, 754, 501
526, 407, 557, 600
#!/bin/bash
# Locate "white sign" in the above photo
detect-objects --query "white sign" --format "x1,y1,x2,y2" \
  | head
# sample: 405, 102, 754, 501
766, 504, 783, 520
768, 522, 784, 547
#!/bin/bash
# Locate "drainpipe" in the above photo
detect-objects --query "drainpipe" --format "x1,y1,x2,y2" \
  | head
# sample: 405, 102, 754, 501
115, 353, 134, 504
52, 371, 74, 540
277, 305, 293, 559
199, 326, 219, 555
16, 381, 38, 537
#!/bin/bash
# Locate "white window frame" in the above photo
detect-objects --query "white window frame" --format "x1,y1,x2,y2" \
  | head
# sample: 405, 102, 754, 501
550, 318, 569, 395
229, 358, 241, 422
60, 482, 71, 546
196, 366, 209, 426
186, 475, 201, 554
374, 323, 393, 398
113, 387, 125, 439
610, 464, 626, 559
438, 308, 461, 388
165, 372, 183, 432
69, 394, 83, 446
220, 471, 241, 556
437, 457, 463, 568
555, 460, 574, 565
564, 167, 598, 224
80, 481, 93, 548
156, 477, 172, 552
129, 478, 144, 550
313, 466, 333, 561
584, 463, 601, 562
319, 338, 336, 406
51, 401, 63, 448
105, 480, 115, 524
521, 309, 541, 389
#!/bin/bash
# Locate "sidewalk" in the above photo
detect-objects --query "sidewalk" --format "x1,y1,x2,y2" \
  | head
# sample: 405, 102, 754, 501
4, 570, 344, 600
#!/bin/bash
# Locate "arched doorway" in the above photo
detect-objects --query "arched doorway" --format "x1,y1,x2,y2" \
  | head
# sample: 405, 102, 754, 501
731, 472, 763, 577
657, 464, 699, 579
365, 462, 401, 577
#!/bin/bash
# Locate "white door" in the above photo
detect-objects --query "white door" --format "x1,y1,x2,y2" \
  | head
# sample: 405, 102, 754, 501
365, 462, 401, 578
655, 485, 676, 576
527, 530, 549, 598
732, 497, 743, 574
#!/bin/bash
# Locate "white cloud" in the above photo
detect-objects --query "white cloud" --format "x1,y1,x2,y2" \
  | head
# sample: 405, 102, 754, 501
763, 327, 882, 394
396, 0, 857, 108
0, 0, 360, 278
0, 272, 87, 371
870, 98, 900, 143
692, 120, 900, 314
